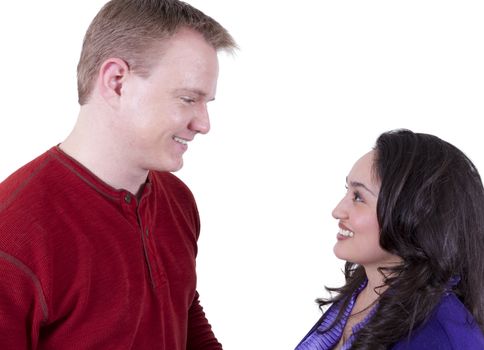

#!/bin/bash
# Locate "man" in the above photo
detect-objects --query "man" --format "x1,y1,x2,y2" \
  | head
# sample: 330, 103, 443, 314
0, 0, 236, 348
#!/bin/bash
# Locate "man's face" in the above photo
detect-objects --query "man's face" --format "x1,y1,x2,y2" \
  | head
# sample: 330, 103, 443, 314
118, 28, 219, 173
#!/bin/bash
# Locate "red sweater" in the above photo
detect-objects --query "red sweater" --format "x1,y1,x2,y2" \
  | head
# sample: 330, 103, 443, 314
0, 147, 222, 350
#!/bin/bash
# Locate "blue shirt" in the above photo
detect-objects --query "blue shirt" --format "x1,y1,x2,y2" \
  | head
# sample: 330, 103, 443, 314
295, 281, 370, 350
296, 285, 484, 350
391, 293, 484, 350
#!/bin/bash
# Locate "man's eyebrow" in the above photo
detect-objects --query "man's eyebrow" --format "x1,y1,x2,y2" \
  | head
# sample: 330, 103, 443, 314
175, 88, 215, 101
346, 177, 377, 197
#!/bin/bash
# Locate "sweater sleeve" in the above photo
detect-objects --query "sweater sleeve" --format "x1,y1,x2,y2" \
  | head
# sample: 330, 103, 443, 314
186, 291, 223, 350
0, 252, 47, 349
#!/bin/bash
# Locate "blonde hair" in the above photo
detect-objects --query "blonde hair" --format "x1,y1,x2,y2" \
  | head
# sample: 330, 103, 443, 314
77, 0, 236, 105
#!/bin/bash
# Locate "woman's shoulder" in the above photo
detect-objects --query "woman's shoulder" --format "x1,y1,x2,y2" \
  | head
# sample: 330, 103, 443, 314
391, 293, 484, 350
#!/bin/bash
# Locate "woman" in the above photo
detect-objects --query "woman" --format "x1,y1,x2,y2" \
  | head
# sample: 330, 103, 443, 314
296, 129, 484, 349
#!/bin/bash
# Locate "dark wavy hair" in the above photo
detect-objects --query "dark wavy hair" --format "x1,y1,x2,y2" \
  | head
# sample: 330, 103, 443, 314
317, 129, 484, 349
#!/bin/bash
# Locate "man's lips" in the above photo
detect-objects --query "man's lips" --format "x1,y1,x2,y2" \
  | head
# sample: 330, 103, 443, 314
173, 136, 190, 145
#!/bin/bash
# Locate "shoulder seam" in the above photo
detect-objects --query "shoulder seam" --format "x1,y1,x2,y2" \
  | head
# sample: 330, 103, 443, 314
0, 250, 49, 323
0, 155, 53, 214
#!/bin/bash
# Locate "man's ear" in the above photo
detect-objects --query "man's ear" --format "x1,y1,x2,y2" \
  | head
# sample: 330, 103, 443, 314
97, 58, 130, 106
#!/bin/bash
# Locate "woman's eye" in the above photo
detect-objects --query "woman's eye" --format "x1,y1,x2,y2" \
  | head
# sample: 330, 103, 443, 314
353, 191, 363, 202
345, 185, 363, 202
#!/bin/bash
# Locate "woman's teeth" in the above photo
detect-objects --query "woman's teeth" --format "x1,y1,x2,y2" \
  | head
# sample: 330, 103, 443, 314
339, 228, 354, 238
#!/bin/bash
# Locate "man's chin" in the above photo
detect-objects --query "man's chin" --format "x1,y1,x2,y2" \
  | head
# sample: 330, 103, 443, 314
156, 160, 184, 173
171, 159, 184, 172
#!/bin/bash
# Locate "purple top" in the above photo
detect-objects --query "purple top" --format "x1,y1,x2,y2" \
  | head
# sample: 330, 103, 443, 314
295, 280, 373, 350
390, 293, 484, 349
296, 279, 484, 350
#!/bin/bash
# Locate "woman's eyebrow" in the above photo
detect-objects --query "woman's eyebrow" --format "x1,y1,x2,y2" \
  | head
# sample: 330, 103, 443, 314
346, 177, 377, 197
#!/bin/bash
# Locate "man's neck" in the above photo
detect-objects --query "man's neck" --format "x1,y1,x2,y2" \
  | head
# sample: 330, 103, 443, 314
60, 109, 148, 196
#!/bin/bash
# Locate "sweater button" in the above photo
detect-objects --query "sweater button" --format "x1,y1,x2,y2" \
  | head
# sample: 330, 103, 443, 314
124, 193, 132, 204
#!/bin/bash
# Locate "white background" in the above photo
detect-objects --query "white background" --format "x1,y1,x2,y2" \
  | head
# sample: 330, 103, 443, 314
1, 1, 483, 349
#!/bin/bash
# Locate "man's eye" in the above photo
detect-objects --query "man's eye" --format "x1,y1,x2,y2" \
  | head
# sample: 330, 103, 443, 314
180, 96, 195, 104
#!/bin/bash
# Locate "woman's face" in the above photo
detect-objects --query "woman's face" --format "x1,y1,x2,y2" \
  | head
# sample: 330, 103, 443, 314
332, 151, 400, 269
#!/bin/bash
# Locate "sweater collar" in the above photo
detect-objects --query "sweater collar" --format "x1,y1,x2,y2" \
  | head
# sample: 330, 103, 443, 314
49, 146, 152, 204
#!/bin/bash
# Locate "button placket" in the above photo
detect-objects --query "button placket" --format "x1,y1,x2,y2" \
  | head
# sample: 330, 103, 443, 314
140, 229, 156, 288
120, 192, 140, 231
137, 201, 159, 289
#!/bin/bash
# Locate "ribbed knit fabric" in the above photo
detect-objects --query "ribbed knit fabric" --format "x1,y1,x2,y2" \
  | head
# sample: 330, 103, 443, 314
0, 147, 222, 349
295, 281, 369, 350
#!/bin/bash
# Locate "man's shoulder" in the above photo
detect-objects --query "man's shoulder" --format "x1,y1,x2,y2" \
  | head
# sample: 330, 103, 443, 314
151, 170, 184, 185
150, 171, 196, 202
0, 148, 63, 256
392, 294, 484, 350
0, 148, 59, 208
